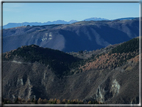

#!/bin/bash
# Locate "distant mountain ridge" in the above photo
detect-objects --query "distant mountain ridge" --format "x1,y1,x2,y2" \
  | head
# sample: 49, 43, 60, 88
83, 17, 108, 21
113, 17, 138, 21
3, 17, 137, 29
3, 20, 78, 29
3, 18, 139, 53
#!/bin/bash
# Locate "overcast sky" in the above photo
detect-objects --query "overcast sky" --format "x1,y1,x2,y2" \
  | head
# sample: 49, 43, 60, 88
3, 2, 139, 25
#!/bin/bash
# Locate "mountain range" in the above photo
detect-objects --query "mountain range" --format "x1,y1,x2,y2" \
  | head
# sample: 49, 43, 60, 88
3, 17, 139, 53
3, 17, 137, 29
2, 17, 140, 105
3, 20, 77, 29
2, 37, 140, 104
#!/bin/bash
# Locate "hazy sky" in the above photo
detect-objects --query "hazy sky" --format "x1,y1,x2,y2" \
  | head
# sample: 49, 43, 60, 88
3, 2, 139, 25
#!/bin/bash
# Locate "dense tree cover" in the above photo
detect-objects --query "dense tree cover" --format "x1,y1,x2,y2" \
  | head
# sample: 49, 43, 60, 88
110, 38, 139, 54
3, 38, 140, 76
2, 98, 103, 104
78, 38, 140, 71
109, 38, 140, 66
3, 45, 82, 77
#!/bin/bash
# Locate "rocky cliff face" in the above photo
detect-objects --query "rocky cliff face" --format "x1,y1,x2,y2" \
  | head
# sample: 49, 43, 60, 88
2, 38, 140, 104
2, 55, 139, 104
3, 18, 139, 53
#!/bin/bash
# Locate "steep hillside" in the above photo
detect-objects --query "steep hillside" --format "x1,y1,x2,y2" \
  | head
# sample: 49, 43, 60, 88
77, 38, 139, 72
3, 45, 81, 77
3, 18, 139, 53
2, 37, 140, 104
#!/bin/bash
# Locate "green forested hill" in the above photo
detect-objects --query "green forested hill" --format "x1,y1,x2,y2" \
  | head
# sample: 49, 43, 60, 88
111, 38, 139, 53
3, 45, 82, 77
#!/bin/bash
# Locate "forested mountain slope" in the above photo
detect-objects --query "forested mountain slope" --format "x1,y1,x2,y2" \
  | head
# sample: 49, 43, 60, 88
2, 37, 140, 104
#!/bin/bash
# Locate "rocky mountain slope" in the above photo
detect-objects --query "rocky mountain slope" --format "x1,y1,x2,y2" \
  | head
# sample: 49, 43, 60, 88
3, 18, 139, 53
2, 37, 140, 104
